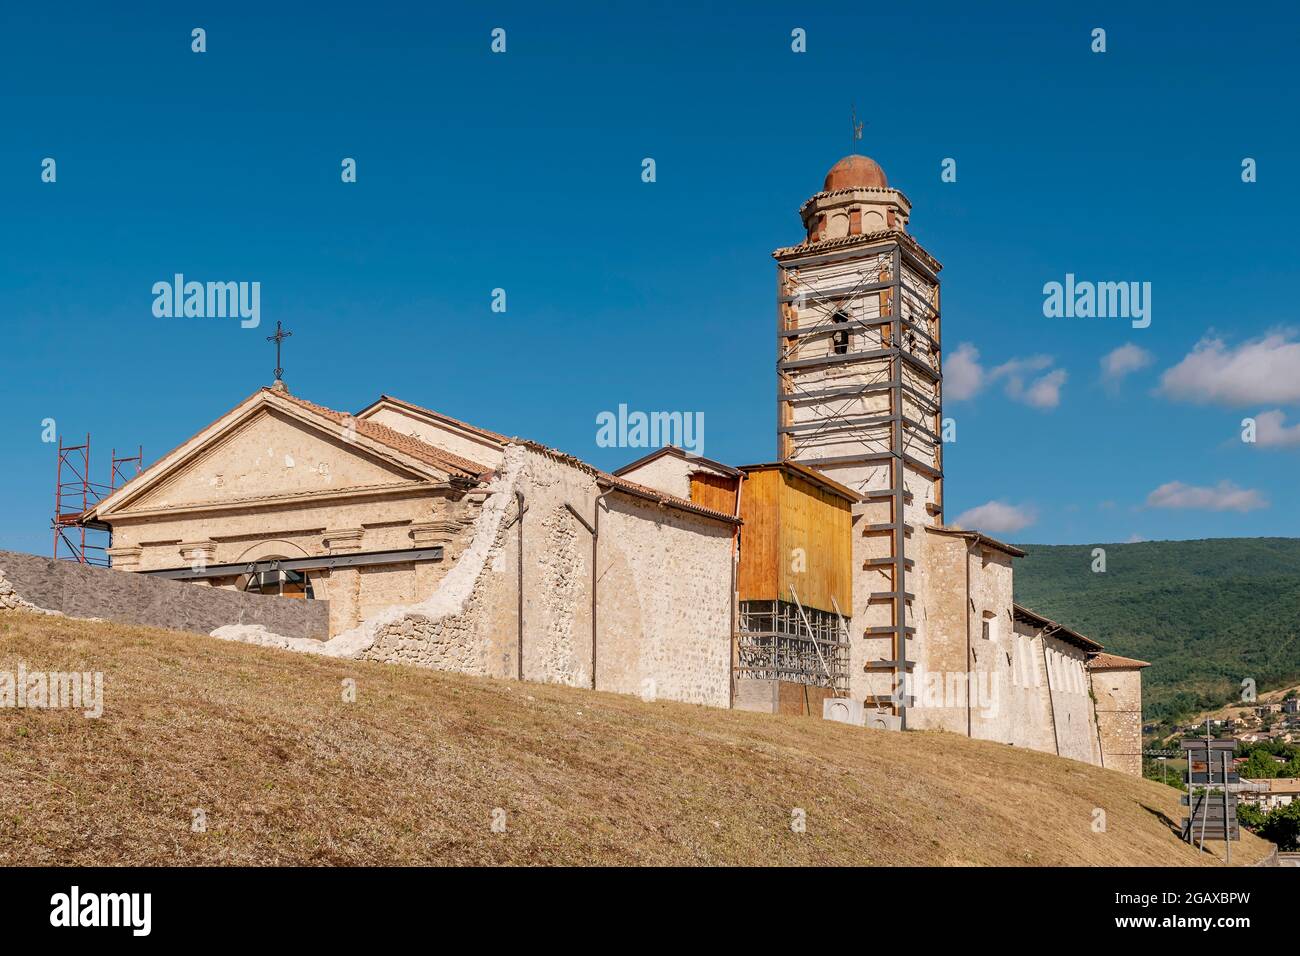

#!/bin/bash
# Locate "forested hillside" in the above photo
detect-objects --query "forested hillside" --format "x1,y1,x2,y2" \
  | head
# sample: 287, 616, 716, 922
1012, 538, 1300, 721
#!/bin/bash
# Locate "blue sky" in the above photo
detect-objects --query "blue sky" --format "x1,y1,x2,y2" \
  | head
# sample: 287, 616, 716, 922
2, 1, 1297, 555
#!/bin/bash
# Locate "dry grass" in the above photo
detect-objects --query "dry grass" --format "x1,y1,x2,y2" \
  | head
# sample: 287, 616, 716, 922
0, 612, 1274, 866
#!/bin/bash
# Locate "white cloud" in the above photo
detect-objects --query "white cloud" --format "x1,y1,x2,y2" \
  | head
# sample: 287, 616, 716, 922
1020, 368, 1068, 409
1100, 343, 1153, 385
989, 355, 1066, 410
1145, 480, 1268, 513
1251, 409, 1300, 448
952, 500, 1037, 534
1159, 332, 1300, 406
946, 342, 984, 401
945, 346, 1065, 409
991, 355, 1053, 379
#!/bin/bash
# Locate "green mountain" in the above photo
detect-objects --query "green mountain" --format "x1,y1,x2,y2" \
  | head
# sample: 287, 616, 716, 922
1011, 538, 1300, 722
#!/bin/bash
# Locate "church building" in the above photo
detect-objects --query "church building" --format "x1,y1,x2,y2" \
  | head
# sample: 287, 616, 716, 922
81, 155, 1148, 773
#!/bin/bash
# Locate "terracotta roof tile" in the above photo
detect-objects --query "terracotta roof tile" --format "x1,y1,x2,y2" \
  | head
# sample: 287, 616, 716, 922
595, 471, 741, 525
273, 390, 493, 480
1011, 603, 1103, 653
1087, 652, 1151, 670
362, 394, 512, 445
351, 394, 740, 525
932, 525, 1027, 558
772, 227, 942, 273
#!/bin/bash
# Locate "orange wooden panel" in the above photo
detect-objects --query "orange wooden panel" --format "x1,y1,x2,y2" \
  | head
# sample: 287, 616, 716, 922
776, 471, 852, 614
737, 470, 782, 602
689, 472, 738, 516
738, 466, 852, 614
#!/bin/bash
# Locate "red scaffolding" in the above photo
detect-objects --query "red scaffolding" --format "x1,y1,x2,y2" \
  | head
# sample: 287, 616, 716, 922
51, 435, 142, 566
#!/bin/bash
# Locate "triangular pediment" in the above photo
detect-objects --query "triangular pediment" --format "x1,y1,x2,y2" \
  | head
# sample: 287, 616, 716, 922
100, 397, 443, 518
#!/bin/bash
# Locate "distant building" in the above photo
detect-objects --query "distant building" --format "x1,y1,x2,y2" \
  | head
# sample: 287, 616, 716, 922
1239, 778, 1300, 811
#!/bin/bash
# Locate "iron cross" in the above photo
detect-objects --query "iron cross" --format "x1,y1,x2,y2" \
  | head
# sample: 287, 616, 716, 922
266, 321, 292, 381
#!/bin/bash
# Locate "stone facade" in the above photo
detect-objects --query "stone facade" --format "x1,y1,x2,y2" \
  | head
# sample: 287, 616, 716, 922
912, 528, 1103, 764
84, 386, 488, 638
354, 440, 735, 707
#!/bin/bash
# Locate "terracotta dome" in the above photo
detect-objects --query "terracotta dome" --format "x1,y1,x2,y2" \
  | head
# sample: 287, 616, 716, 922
823, 154, 888, 191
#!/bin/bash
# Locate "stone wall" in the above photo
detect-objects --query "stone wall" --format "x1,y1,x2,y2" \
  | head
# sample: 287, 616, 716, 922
353, 445, 735, 709
912, 530, 1107, 768
614, 453, 694, 498
0, 549, 329, 640
595, 493, 732, 708
1043, 636, 1101, 765
913, 527, 972, 734
1092, 668, 1144, 776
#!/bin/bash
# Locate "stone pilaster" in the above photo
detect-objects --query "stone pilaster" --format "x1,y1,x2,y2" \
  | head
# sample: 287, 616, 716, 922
177, 540, 217, 572
106, 545, 143, 571
323, 527, 365, 554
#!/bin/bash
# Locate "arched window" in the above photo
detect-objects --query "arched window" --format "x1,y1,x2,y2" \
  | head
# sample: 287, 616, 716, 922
831, 311, 850, 355
242, 562, 315, 599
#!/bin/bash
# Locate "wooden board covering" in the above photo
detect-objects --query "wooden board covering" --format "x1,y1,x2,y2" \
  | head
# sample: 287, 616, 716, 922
689, 471, 739, 516
735, 466, 853, 615
778, 681, 835, 716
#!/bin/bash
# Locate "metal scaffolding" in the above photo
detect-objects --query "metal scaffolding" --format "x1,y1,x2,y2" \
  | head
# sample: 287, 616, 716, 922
775, 236, 944, 728
737, 599, 849, 692
51, 435, 142, 566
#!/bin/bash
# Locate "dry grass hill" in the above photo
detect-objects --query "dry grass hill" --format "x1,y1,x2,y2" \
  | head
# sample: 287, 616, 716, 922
0, 612, 1275, 866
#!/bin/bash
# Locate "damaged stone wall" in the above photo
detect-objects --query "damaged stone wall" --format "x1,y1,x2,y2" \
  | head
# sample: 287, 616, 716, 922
1042, 637, 1102, 765
215, 442, 735, 710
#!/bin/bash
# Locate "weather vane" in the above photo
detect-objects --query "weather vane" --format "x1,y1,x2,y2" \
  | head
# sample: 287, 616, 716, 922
851, 103, 864, 153
266, 320, 292, 383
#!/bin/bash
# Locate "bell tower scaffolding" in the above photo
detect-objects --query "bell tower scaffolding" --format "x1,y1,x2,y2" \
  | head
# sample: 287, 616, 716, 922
773, 154, 943, 729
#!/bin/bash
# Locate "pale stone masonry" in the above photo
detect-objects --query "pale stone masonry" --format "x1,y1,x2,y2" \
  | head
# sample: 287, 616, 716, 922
1088, 653, 1150, 776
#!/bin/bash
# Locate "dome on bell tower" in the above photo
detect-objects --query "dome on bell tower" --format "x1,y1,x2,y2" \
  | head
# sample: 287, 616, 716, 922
823, 154, 888, 191
797, 155, 908, 243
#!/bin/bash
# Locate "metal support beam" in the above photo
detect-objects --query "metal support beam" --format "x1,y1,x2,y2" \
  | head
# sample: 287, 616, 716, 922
142, 546, 445, 580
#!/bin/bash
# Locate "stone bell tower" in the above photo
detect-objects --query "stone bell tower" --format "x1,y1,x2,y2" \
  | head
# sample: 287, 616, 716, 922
772, 154, 944, 728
